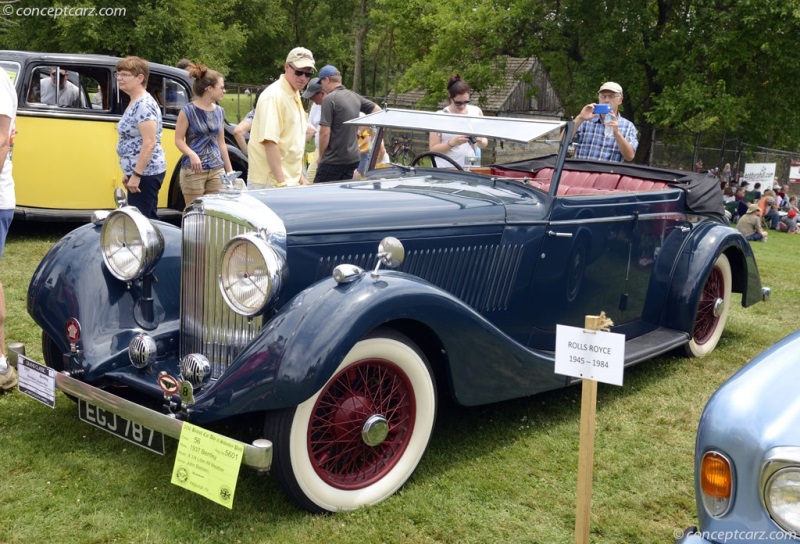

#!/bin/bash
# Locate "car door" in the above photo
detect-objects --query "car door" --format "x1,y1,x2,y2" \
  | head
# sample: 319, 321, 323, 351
14, 61, 117, 215
525, 188, 685, 350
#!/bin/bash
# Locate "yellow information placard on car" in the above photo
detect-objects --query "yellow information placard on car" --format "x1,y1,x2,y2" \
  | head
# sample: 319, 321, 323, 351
171, 422, 244, 508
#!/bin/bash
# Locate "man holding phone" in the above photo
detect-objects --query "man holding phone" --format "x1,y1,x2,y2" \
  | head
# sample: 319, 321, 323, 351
571, 81, 638, 162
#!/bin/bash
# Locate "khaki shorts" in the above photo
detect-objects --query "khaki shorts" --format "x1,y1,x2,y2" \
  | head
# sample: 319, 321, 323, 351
179, 167, 225, 196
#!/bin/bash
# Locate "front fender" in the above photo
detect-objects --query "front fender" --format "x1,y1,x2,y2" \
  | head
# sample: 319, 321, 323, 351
188, 270, 564, 423
26, 220, 183, 378
661, 222, 761, 333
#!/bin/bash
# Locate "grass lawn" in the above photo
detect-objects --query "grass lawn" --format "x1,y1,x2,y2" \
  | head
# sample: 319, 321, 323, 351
220, 93, 257, 125
1, 220, 798, 544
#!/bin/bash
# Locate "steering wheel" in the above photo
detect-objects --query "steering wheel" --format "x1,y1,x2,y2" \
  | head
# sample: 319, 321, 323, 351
409, 151, 464, 170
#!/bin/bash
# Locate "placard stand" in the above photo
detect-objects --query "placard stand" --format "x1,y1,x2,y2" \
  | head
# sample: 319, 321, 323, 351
574, 312, 614, 544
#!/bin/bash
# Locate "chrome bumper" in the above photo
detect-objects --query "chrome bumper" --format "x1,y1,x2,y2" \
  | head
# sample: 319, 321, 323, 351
56, 372, 272, 471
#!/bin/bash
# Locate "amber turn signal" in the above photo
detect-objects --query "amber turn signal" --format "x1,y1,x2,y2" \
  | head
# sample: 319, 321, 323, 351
701, 451, 732, 499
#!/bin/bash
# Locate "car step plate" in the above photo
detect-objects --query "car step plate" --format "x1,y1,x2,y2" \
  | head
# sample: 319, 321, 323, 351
78, 398, 165, 455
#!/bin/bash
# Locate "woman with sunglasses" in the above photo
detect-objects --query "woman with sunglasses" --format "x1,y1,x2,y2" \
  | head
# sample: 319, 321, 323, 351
115, 56, 166, 220
174, 62, 233, 208
428, 74, 487, 168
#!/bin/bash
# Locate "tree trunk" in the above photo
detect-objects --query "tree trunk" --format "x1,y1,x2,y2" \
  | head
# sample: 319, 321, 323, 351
352, 0, 368, 94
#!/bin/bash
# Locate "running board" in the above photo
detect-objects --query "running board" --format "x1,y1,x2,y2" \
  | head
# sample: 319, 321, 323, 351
623, 327, 690, 366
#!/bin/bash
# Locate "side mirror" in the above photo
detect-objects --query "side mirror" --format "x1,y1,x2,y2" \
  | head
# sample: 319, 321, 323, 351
378, 237, 405, 269
371, 237, 405, 278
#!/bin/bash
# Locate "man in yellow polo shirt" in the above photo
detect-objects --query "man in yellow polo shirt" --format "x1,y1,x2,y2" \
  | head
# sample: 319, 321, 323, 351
248, 47, 315, 188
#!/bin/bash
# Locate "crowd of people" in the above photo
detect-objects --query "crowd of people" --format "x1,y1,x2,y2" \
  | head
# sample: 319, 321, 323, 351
721, 173, 800, 241
133, 51, 646, 213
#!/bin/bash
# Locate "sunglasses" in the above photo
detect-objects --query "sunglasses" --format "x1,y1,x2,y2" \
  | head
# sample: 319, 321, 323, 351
290, 65, 313, 78
453, 100, 471, 107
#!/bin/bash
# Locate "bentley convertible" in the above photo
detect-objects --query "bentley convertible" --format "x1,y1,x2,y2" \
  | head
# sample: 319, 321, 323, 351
25, 109, 768, 512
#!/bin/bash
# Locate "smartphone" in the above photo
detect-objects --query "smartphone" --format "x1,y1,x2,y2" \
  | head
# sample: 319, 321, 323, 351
593, 104, 611, 115
468, 136, 477, 144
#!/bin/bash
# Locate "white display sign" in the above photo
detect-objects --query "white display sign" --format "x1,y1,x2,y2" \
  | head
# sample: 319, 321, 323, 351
789, 163, 800, 183
17, 354, 57, 408
554, 325, 625, 386
742, 163, 776, 186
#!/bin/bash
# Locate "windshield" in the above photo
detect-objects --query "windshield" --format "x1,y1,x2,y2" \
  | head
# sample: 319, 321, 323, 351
364, 110, 565, 175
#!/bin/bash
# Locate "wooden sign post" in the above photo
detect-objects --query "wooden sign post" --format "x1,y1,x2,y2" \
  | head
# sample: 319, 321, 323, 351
574, 374, 598, 544
554, 312, 622, 544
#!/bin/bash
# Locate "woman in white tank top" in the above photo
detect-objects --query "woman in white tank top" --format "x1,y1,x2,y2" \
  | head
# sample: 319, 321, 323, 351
428, 74, 488, 168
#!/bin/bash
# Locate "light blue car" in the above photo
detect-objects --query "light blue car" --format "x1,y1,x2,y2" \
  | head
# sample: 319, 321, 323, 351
677, 330, 800, 543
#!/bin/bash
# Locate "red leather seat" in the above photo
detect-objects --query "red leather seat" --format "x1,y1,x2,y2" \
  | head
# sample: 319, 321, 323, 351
534, 168, 554, 183
617, 176, 644, 191
595, 173, 621, 190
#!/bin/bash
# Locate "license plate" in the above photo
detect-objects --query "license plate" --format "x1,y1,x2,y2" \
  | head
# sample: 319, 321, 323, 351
79, 399, 165, 455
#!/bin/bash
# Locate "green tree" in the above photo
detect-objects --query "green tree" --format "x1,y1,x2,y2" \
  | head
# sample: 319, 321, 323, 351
372, 0, 551, 107
4, 0, 799, 156
541, 0, 800, 160
1, 0, 248, 75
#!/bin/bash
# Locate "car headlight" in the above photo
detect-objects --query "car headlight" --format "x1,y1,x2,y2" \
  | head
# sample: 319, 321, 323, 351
100, 207, 164, 281
218, 232, 285, 316
765, 467, 800, 534
700, 451, 733, 517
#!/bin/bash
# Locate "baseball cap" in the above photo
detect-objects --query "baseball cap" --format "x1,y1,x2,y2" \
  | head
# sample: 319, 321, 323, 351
286, 47, 315, 71
598, 81, 623, 95
302, 77, 323, 98
789, 210, 797, 219
318, 65, 339, 79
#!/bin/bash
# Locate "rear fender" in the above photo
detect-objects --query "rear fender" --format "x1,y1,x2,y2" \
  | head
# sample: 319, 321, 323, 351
659, 222, 761, 333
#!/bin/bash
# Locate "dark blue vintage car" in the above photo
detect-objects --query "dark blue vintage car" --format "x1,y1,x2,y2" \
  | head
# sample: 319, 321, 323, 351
676, 330, 800, 544
26, 110, 767, 512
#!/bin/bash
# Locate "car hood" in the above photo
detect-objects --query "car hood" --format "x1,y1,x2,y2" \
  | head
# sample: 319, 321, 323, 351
240, 174, 544, 235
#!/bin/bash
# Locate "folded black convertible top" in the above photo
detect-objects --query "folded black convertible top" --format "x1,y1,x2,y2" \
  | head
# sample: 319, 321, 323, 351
496, 155, 725, 219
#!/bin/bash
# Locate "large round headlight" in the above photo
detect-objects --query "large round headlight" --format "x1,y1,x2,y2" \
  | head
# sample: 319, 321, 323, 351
100, 207, 165, 281
219, 233, 285, 316
765, 467, 800, 534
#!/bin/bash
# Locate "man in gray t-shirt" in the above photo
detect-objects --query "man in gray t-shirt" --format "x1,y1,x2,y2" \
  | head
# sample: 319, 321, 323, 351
315, 64, 380, 182
40, 69, 81, 107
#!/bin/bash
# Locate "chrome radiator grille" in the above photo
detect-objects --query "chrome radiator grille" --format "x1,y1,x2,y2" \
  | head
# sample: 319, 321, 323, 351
180, 212, 264, 379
